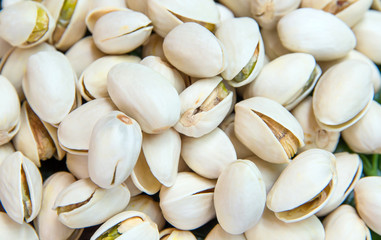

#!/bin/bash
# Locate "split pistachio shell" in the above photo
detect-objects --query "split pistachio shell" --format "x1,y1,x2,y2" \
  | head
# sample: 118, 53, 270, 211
34, 172, 83, 240
160, 172, 216, 230
160, 228, 196, 240
215, 17, 265, 87
90, 210, 159, 240
142, 33, 167, 61
79, 55, 140, 101
277, 8, 356, 61
66, 153, 89, 179
214, 160, 266, 234
53, 178, 131, 228
323, 204, 371, 240
0, 142, 15, 166
260, 28, 292, 61
244, 53, 321, 110
93, 10, 153, 54
0, 1, 55, 48
174, 77, 233, 138
0, 212, 39, 240
58, 98, 118, 155
0, 75, 20, 145
312, 59, 373, 132
147, 0, 219, 37
234, 97, 304, 164
108, 62, 180, 134
219, 0, 252, 17
291, 97, 340, 152
163, 22, 226, 78
0, 151, 42, 224
181, 127, 237, 179
23, 50, 76, 126
205, 224, 246, 240
267, 149, 337, 223
88, 111, 142, 189
355, 176, 381, 235
245, 208, 325, 240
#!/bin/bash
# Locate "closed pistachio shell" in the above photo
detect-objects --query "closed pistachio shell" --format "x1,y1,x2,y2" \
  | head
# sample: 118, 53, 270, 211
260, 28, 291, 61
160, 228, 197, 240
66, 153, 89, 179
142, 33, 167, 61
219, 0, 252, 17
0, 142, 15, 166
0, 212, 39, 240
205, 224, 246, 240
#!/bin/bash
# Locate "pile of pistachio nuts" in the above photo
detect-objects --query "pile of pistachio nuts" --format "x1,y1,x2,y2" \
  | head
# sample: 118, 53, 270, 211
0, 0, 381, 239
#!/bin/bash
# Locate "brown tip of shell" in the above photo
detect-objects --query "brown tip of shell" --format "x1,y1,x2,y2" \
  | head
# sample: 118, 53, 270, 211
117, 114, 133, 125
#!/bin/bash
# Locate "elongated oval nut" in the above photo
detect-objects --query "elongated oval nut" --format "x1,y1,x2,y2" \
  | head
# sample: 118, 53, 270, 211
0, 212, 39, 240
0, 151, 42, 224
205, 224, 246, 240
160, 228, 196, 240
108, 62, 180, 134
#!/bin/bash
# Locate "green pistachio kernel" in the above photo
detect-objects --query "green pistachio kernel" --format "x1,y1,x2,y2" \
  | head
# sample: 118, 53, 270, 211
97, 225, 122, 240
233, 43, 260, 83
27, 7, 49, 44
52, 0, 78, 43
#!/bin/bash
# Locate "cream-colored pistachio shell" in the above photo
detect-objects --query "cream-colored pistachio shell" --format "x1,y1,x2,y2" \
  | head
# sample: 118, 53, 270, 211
58, 98, 118, 155
278, 8, 356, 61
90, 210, 159, 240
0, 151, 42, 224
1, 0, 26, 9
108, 62, 180, 134
124, 177, 142, 197
234, 97, 304, 164
140, 56, 185, 94
216, 3, 235, 24
181, 127, 236, 179
66, 153, 89, 179
160, 172, 216, 230
163, 22, 226, 78
219, 0, 252, 17
245, 208, 325, 240
205, 224, 246, 240
142, 33, 167, 61
0, 1, 55, 48
175, 77, 233, 138
93, 10, 153, 54
355, 176, 381, 235
160, 228, 196, 240
53, 178, 131, 228
261, 28, 292, 61
216, 17, 265, 87
0, 142, 15, 166
0, 75, 20, 145
126, 0, 148, 14
0, 212, 39, 240
323, 204, 371, 240
267, 149, 337, 223
373, 0, 381, 9
291, 96, 340, 152
312, 59, 373, 131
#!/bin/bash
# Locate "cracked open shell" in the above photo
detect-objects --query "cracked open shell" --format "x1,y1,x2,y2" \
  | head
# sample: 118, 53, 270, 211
108, 62, 180, 134
66, 153, 89, 179
181, 127, 237, 179
34, 172, 83, 240
0, 1, 55, 48
174, 77, 233, 138
260, 28, 291, 61
215, 17, 265, 87
267, 149, 337, 223
147, 0, 219, 38
277, 8, 356, 61
355, 176, 381, 235
142, 33, 167, 61
160, 172, 216, 230
234, 97, 304, 164
163, 22, 226, 78
244, 53, 321, 110
88, 111, 142, 189
90, 210, 159, 240
78, 55, 140, 101
214, 160, 266, 234
0, 212, 39, 240
0, 151, 42, 224
205, 224, 246, 240
53, 178, 130, 229
219, 0, 252, 17
323, 204, 371, 240
0, 142, 15, 166
312, 59, 374, 132
0, 75, 20, 145
291, 96, 340, 152
93, 10, 153, 54
58, 98, 117, 155
160, 228, 196, 240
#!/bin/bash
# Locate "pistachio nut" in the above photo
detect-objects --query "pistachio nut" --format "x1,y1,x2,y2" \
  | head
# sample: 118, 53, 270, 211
234, 97, 304, 164
125, 0, 148, 15
142, 33, 167, 61
277, 8, 356, 61
90, 210, 159, 240
354, 176, 381, 235
0, 212, 39, 240
291, 96, 340, 152
205, 224, 246, 240
312, 59, 374, 131
159, 172, 216, 230
0, 75, 20, 145
0, 1, 55, 48
0, 151, 42, 224
260, 28, 292, 61
160, 228, 197, 240
53, 178, 131, 228
219, 0, 252, 17
107, 62, 180, 134
373, 0, 381, 9
0, 36, 12, 59
216, 3, 235, 24
323, 204, 371, 240
163, 22, 226, 78
174, 77, 233, 138
181, 127, 237, 179
93, 10, 153, 54
0, 142, 15, 166
124, 177, 142, 197
267, 149, 337, 223
215, 17, 265, 87
66, 153, 89, 179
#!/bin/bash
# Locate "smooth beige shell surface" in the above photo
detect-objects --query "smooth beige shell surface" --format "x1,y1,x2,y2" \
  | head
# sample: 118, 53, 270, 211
160, 228, 197, 240
0, 212, 39, 240
205, 224, 246, 240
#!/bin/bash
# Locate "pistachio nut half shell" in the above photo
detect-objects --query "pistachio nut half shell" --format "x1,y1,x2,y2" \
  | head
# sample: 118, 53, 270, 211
0, 212, 39, 240
160, 228, 196, 240
205, 223, 246, 240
